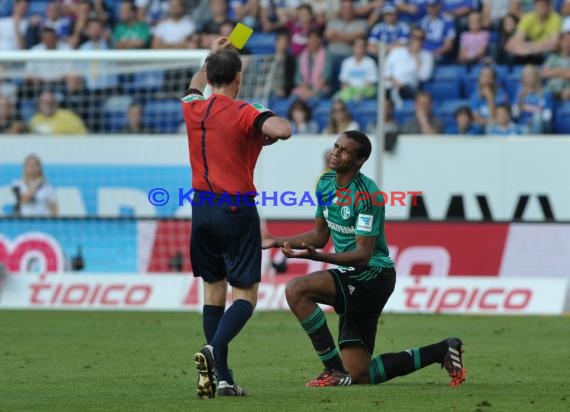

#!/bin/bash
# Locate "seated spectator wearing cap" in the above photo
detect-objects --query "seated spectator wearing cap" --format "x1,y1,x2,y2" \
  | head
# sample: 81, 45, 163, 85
458, 10, 491, 65
486, 104, 522, 136
368, 4, 411, 55
445, 106, 483, 135
401, 91, 444, 134
384, 27, 434, 102
419, 0, 456, 63
512, 64, 553, 134
542, 31, 570, 100
505, 0, 562, 65
395, 0, 429, 24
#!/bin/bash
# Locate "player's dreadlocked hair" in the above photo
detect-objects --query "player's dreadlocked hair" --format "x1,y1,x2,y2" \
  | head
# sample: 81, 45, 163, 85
206, 48, 243, 87
343, 130, 371, 161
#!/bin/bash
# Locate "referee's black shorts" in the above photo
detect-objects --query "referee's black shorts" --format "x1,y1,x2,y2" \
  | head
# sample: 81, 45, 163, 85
190, 191, 261, 288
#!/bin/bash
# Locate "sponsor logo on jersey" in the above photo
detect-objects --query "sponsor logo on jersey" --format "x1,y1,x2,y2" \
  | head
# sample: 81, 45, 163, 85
357, 214, 373, 232
251, 102, 270, 112
341, 206, 350, 220
325, 219, 355, 234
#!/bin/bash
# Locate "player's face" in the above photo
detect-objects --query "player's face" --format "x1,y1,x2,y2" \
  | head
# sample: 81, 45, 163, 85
329, 135, 364, 173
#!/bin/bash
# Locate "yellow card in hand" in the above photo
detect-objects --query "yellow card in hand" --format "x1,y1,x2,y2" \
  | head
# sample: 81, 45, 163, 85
228, 23, 253, 50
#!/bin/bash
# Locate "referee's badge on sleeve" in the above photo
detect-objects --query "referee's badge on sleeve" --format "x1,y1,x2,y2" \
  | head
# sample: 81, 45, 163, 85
357, 214, 373, 232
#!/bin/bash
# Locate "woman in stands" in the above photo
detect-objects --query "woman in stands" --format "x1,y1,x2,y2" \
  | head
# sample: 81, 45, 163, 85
11, 154, 58, 217
512, 64, 554, 134
470, 65, 510, 127
323, 99, 359, 134
288, 99, 319, 134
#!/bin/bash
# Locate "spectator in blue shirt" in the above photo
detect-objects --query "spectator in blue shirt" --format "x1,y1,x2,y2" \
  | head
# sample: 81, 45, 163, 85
368, 4, 411, 55
445, 106, 483, 135
486, 104, 521, 135
420, 0, 456, 62
512, 64, 554, 134
442, 0, 479, 30
395, 0, 429, 24
470, 65, 510, 126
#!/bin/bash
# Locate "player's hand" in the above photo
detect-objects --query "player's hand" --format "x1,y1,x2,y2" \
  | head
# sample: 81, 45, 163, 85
261, 230, 278, 249
262, 135, 279, 146
281, 242, 319, 260
211, 37, 232, 53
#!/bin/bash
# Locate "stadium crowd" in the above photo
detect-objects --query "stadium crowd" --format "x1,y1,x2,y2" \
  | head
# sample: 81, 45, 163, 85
1, 0, 570, 135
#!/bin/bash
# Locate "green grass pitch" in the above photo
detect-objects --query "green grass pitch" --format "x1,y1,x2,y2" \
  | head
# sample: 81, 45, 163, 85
1, 311, 569, 412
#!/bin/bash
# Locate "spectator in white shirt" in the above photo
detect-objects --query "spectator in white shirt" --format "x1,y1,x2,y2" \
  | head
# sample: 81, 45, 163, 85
384, 27, 434, 104
11, 154, 58, 218
151, 0, 198, 49
335, 36, 378, 102
79, 19, 118, 93
0, 0, 28, 51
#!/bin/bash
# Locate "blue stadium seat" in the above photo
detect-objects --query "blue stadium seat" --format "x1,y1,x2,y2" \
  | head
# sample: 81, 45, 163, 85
434, 99, 470, 128
423, 78, 462, 100
26, 0, 50, 17
312, 99, 333, 132
102, 95, 133, 132
394, 99, 415, 124
122, 70, 165, 93
246, 33, 276, 54
268, 97, 294, 118
0, 0, 12, 17
432, 65, 468, 80
352, 99, 378, 129
554, 102, 570, 134
143, 99, 183, 133
20, 100, 36, 123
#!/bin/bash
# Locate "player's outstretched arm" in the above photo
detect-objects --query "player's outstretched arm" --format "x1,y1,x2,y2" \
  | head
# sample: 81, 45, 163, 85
262, 217, 329, 250
282, 235, 376, 267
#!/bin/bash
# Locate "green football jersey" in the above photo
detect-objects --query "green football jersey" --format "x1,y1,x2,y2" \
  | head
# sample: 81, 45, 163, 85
315, 171, 394, 268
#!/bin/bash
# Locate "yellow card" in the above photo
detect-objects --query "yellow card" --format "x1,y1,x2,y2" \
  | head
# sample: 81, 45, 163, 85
228, 23, 254, 50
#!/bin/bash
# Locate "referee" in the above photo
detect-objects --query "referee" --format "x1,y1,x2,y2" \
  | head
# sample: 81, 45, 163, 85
181, 37, 291, 399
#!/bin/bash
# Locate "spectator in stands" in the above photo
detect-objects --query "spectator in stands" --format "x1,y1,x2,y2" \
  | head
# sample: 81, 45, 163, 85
79, 19, 118, 95
441, 0, 476, 30
486, 104, 521, 135
470, 65, 510, 126
113, 1, 151, 49
481, 0, 511, 31
323, 99, 359, 134
542, 31, 570, 100
282, 4, 319, 57
335, 36, 378, 102
0, 96, 25, 134
23, 27, 74, 98
505, 0, 562, 64
121, 102, 155, 134
395, 0, 428, 24
199, 0, 235, 48
510, 0, 536, 17
29, 90, 88, 135
0, 0, 28, 51
365, 98, 401, 152
401, 91, 444, 134
494, 13, 519, 64
136, 0, 170, 25
0, 65, 18, 102
260, 0, 299, 33
291, 28, 329, 103
304, 0, 340, 25
228, 0, 260, 31
458, 11, 491, 65
353, 0, 385, 21
288, 99, 319, 134
62, 73, 101, 133
151, 0, 198, 49
367, 4, 411, 55
25, 2, 73, 48
325, 0, 368, 90
445, 106, 482, 135
68, 0, 111, 48
512, 64, 554, 133
271, 30, 296, 98
11, 154, 58, 217
384, 27, 434, 103
419, 0, 456, 63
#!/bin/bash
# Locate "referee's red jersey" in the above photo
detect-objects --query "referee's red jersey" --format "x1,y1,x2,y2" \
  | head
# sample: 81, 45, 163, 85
181, 92, 272, 194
